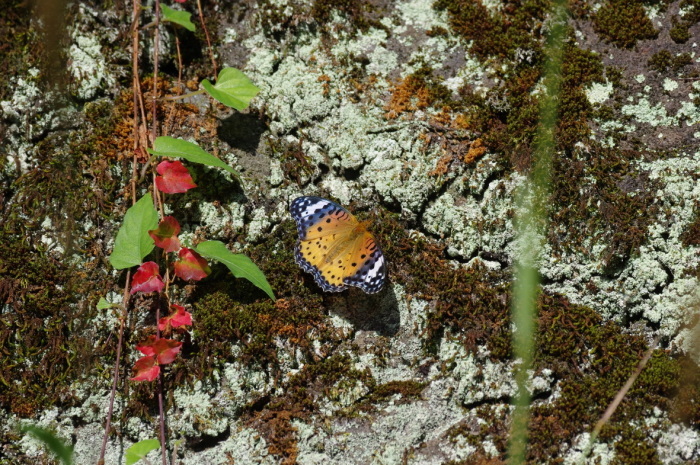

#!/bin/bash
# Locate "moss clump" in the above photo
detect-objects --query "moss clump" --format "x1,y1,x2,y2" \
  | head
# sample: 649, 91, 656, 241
648, 50, 693, 73
669, 22, 691, 43
528, 294, 683, 463
310, 0, 384, 34
347, 380, 427, 415
670, 0, 700, 45
0, 234, 92, 417
681, 206, 700, 247
648, 50, 673, 73
549, 144, 659, 276
593, 0, 658, 48
434, 0, 550, 62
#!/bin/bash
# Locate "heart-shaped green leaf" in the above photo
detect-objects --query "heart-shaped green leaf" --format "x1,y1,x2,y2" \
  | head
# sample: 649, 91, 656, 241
109, 193, 158, 270
201, 68, 260, 111
195, 240, 275, 300
147, 136, 239, 177
161, 5, 195, 32
125, 439, 160, 465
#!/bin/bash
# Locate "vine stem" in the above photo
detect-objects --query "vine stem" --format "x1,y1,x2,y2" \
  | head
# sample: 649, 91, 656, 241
97, 272, 131, 465
196, 0, 218, 77
97, 1, 142, 462
152, 2, 169, 464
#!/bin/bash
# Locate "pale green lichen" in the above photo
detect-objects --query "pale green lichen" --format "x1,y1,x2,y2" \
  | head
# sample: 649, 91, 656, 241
656, 423, 700, 464
585, 80, 613, 105
562, 432, 615, 465
171, 380, 229, 438
423, 169, 517, 260
663, 78, 679, 92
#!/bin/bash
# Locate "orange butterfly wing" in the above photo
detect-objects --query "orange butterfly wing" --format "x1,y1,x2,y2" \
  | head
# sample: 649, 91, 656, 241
290, 196, 386, 293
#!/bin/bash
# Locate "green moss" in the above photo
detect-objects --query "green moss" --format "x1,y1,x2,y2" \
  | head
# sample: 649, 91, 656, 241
347, 380, 427, 415
434, 0, 549, 62
605, 66, 624, 89
648, 50, 693, 73
0, 233, 92, 417
529, 294, 683, 463
593, 0, 658, 48
670, 355, 700, 425
0, 2, 35, 101
681, 205, 700, 247
550, 144, 659, 275
669, 22, 691, 43
648, 50, 673, 73
310, 0, 384, 34
609, 428, 660, 465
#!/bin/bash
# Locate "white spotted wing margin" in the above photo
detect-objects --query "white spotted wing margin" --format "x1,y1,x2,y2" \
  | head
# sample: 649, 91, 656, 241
290, 196, 387, 294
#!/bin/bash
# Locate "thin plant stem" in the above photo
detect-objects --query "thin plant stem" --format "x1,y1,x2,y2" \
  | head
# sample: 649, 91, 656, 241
162, 89, 207, 101
98, 1, 142, 462
507, 1, 568, 463
97, 271, 132, 465
196, 0, 218, 77
151, 2, 168, 464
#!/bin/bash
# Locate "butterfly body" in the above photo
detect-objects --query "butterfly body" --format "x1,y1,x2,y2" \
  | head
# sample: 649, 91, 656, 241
290, 196, 387, 294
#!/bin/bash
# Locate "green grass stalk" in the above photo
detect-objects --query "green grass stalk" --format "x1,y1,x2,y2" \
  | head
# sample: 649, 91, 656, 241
507, 1, 568, 463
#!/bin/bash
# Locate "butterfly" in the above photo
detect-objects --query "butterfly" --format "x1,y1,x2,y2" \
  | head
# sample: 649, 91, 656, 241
290, 196, 387, 294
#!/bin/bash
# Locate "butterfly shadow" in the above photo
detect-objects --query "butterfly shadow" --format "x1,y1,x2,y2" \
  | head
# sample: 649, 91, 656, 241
329, 287, 400, 337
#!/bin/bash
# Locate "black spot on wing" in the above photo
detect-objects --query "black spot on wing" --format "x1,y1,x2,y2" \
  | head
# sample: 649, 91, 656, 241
294, 242, 348, 293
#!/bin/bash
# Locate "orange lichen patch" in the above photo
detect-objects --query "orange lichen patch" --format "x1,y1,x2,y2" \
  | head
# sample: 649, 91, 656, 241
428, 152, 453, 177
453, 113, 471, 129
385, 67, 451, 119
464, 138, 487, 164
385, 75, 433, 119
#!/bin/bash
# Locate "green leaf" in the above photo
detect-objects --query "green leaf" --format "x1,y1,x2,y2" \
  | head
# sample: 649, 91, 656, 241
201, 68, 260, 111
97, 297, 111, 310
125, 439, 161, 465
161, 5, 195, 32
195, 240, 275, 300
147, 136, 239, 177
21, 425, 74, 465
109, 194, 159, 270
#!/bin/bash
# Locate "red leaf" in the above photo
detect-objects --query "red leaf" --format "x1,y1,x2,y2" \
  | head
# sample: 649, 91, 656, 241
131, 355, 160, 381
131, 262, 165, 294
135, 336, 182, 365
135, 335, 158, 356
174, 247, 211, 281
153, 338, 183, 365
158, 304, 193, 331
155, 160, 197, 193
149, 216, 182, 252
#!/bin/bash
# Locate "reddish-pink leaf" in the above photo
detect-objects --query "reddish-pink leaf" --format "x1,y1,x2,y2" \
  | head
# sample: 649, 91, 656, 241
155, 160, 197, 193
153, 338, 183, 365
131, 262, 165, 294
135, 336, 182, 365
174, 247, 211, 281
158, 304, 193, 331
148, 216, 181, 252
131, 355, 160, 381
135, 335, 158, 356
